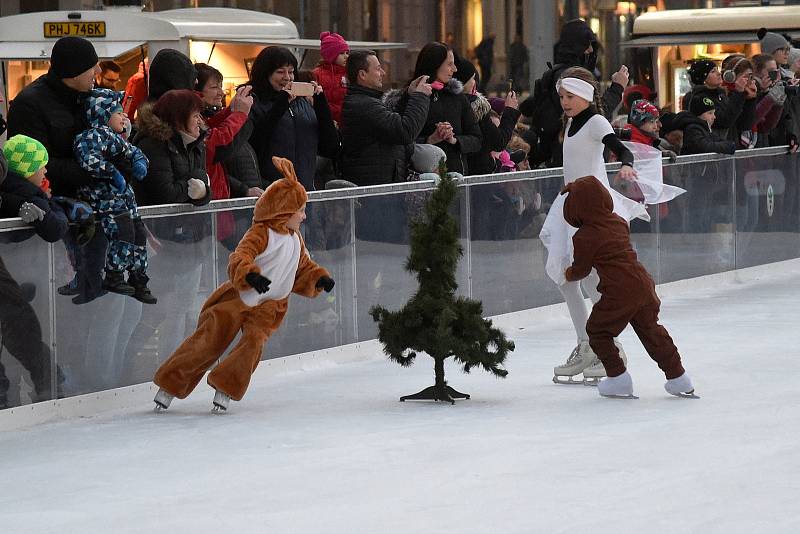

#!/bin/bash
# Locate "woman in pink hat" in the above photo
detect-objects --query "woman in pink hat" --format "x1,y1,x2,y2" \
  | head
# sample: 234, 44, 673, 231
312, 32, 350, 125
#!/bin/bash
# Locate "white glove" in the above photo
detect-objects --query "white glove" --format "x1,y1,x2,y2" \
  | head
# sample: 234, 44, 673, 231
187, 178, 206, 200
19, 202, 46, 223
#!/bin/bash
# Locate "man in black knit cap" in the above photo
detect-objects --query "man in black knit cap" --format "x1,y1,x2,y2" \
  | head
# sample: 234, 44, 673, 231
7, 36, 106, 304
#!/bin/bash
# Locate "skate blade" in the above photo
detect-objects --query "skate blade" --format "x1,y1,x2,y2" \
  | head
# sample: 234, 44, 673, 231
600, 393, 639, 399
553, 376, 586, 385
153, 403, 168, 412
670, 390, 700, 399
211, 404, 227, 413
582, 377, 601, 387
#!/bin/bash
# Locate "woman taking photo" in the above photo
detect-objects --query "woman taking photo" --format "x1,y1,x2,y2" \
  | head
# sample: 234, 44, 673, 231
407, 42, 482, 175
246, 46, 339, 190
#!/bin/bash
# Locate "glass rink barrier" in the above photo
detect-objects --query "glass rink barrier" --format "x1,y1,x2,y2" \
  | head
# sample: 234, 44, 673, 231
0, 146, 796, 410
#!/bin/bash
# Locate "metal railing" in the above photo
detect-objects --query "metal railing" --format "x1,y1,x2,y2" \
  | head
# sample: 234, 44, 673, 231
0, 146, 797, 409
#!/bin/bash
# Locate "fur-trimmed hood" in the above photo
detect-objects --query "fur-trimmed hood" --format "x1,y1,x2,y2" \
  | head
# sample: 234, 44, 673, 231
469, 93, 491, 122
383, 78, 464, 112
134, 101, 174, 142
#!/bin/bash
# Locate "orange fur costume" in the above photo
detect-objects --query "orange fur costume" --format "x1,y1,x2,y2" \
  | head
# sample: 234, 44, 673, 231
563, 176, 685, 380
153, 157, 330, 401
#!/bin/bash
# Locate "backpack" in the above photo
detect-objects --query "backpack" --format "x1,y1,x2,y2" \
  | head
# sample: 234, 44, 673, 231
528, 63, 566, 129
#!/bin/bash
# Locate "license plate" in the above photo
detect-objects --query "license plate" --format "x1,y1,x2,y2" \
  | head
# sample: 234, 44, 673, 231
43, 21, 106, 38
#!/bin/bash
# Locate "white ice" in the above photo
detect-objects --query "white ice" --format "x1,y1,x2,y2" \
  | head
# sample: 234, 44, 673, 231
2, 266, 799, 534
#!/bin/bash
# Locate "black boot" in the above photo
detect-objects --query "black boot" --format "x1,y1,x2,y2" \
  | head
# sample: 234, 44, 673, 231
102, 270, 135, 296
128, 270, 157, 304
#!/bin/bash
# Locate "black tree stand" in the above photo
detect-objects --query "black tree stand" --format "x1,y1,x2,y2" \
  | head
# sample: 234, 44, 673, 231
400, 359, 470, 404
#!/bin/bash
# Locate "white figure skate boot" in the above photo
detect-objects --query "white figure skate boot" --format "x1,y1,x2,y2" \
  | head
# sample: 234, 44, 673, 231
212, 390, 230, 412
553, 342, 596, 385
597, 371, 637, 399
665, 372, 699, 398
153, 388, 174, 412
582, 342, 628, 386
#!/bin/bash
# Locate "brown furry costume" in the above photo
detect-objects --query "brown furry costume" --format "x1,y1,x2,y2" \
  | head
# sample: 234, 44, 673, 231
153, 157, 330, 401
563, 176, 685, 380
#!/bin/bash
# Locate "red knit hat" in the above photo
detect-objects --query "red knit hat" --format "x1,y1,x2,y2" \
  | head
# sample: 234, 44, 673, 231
320, 32, 349, 64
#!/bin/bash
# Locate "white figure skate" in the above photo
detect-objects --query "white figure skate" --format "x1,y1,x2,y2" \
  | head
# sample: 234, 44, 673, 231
665, 372, 699, 398
582, 342, 628, 386
553, 342, 596, 385
153, 388, 174, 412
212, 390, 230, 412
597, 371, 638, 399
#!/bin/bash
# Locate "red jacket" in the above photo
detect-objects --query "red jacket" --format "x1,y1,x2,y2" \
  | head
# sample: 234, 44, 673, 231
123, 61, 148, 121
205, 108, 249, 241
312, 62, 347, 125
205, 108, 249, 201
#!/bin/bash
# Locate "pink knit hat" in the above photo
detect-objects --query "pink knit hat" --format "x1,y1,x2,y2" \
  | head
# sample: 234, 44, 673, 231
320, 32, 349, 64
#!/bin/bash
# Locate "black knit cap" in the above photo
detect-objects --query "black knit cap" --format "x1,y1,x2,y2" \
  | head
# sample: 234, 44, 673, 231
50, 37, 99, 79
690, 95, 716, 116
453, 54, 477, 85
688, 59, 717, 86
148, 49, 197, 101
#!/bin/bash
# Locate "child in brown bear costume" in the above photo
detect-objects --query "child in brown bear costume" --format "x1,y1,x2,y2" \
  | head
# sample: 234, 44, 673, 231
152, 156, 334, 411
562, 175, 695, 399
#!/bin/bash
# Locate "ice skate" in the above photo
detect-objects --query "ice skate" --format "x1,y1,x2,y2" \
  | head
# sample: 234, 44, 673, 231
582, 342, 628, 386
552, 341, 596, 385
153, 388, 174, 411
212, 390, 230, 412
665, 372, 699, 399
598, 371, 638, 399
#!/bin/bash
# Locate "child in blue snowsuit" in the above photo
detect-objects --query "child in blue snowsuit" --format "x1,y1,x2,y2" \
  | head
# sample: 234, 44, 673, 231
74, 88, 156, 304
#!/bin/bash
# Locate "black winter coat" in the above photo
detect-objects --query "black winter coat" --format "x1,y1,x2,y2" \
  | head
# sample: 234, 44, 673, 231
248, 90, 339, 190
340, 85, 430, 186
0, 172, 68, 242
132, 102, 212, 244
466, 94, 521, 176
674, 112, 736, 155
132, 103, 212, 207
404, 79, 481, 175
6, 72, 91, 197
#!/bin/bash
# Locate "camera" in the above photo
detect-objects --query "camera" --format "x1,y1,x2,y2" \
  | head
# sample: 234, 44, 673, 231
614, 126, 632, 141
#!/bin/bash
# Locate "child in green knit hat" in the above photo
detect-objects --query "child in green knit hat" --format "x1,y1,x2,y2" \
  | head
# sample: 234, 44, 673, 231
1, 134, 95, 246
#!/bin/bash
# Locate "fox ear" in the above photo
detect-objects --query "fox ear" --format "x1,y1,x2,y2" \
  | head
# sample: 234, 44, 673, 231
271, 156, 299, 183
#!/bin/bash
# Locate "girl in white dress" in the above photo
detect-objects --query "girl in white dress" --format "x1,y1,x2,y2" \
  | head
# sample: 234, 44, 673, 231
539, 66, 650, 385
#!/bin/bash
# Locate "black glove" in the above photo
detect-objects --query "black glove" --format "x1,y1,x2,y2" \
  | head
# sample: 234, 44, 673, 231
316, 276, 335, 292
245, 272, 271, 294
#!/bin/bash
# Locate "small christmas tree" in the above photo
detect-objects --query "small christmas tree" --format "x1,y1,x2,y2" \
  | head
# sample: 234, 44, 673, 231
370, 159, 514, 404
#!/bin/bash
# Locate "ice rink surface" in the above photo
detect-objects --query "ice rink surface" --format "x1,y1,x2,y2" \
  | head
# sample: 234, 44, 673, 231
2, 266, 799, 533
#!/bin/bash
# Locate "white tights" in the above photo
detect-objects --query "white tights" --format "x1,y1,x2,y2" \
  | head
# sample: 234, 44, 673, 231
557, 269, 601, 344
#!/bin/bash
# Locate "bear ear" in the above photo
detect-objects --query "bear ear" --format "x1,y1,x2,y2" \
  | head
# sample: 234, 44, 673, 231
271, 156, 299, 183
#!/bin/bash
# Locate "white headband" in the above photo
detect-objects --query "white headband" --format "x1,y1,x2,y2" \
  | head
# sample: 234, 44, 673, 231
556, 77, 595, 102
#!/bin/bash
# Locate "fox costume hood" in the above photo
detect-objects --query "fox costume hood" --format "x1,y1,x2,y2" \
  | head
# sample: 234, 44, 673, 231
253, 156, 307, 232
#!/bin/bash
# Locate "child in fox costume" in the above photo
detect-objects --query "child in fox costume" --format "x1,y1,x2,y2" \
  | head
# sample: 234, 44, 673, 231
562, 176, 695, 399
153, 157, 334, 411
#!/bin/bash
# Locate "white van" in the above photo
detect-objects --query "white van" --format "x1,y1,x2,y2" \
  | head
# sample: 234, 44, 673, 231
0, 8, 404, 114
624, 5, 800, 111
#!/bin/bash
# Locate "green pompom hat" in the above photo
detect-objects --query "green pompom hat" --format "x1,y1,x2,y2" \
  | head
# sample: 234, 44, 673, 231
3, 134, 49, 178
